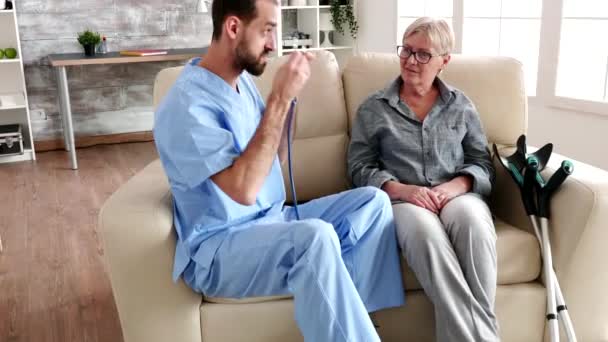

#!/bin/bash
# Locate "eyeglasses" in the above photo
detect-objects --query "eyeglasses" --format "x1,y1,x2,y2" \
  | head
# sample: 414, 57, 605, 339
396, 45, 444, 64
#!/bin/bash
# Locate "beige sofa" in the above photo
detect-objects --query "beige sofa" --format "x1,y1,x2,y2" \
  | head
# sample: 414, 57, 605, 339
100, 51, 608, 342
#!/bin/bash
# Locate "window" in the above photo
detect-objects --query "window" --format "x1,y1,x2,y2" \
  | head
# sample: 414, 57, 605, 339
396, 0, 608, 109
397, 0, 453, 43
462, 0, 542, 96
556, 0, 608, 102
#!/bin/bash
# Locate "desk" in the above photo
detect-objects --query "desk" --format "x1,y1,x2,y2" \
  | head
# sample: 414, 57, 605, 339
48, 47, 208, 169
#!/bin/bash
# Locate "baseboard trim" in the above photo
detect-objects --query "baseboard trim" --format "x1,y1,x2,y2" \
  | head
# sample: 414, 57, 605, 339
35, 131, 154, 152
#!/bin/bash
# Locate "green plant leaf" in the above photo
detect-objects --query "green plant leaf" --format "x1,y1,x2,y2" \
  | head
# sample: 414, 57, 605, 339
328, 0, 358, 39
77, 29, 101, 46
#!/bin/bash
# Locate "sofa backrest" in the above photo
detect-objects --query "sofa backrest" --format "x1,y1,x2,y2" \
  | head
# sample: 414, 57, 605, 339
154, 67, 182, 108
343, 53, 528, 146
153, 51, 529, 202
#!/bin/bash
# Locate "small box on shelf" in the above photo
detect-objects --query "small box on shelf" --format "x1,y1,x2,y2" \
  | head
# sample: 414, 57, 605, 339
282, 27, 315, 49
0, 124, 24, 157
0, 92, 24, 109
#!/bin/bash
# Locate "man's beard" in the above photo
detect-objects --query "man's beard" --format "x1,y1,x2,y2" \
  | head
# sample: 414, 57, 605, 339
235, 39, 270, 76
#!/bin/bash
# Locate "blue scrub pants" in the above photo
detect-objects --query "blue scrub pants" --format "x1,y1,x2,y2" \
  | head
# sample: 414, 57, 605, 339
184, 186, 405, 342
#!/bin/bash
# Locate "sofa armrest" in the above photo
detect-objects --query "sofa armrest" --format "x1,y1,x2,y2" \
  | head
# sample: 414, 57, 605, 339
491, 147, 608, 340
99, 160, 202, 342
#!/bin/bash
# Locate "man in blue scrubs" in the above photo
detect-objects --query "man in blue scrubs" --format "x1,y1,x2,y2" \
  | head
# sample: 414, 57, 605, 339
154, 0, 404, 340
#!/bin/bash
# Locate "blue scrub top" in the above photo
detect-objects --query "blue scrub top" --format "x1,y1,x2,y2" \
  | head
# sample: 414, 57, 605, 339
154, 58, 286, 281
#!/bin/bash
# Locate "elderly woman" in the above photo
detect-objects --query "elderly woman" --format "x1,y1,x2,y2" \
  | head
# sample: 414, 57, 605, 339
347, 17, 499, 341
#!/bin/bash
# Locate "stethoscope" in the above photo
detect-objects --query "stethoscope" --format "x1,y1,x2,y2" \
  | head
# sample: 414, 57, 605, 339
286, 98, 301, 220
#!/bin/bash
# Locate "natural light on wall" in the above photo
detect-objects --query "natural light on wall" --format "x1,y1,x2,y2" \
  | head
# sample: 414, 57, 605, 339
556, 0, 608, 103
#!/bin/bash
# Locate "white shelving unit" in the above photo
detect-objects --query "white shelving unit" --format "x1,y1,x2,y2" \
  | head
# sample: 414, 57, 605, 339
0, 2, 36, 164
277, 0, 357, 64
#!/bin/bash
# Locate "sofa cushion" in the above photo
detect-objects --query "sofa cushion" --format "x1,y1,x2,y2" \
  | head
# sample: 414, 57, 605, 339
199, 284, 546, 342
342, 53, 528, 146
204, 216, 540, 304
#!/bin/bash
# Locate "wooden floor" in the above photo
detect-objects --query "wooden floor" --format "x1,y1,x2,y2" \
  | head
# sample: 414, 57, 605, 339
0, 142, 158, 342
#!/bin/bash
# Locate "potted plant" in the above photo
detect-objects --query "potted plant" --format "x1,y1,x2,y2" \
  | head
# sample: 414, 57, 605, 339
77, 29, 101, 57
329, 0, 358, 39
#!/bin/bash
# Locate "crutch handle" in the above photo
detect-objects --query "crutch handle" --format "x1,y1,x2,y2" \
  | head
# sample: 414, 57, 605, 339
522, 157, 540, 216
538, 160, 574, 218
526, 156, 546, 187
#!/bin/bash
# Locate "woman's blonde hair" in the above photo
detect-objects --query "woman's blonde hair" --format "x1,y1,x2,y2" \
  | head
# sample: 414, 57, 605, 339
403, 17, 454, 55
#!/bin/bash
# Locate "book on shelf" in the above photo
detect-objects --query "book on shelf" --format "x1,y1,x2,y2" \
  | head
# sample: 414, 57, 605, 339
119, 49, 168, 56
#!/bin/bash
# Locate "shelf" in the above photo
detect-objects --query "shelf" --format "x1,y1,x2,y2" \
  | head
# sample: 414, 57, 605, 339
322, 46, 353, 50
319, 5, 350, 8
281, 5, 347, 9
0, 5, 35, 165
0, 59, 20, 64
282, 46, 353, 52
282, 6, 319, 10
0, 104, 25, 111
0, 149, 35, 164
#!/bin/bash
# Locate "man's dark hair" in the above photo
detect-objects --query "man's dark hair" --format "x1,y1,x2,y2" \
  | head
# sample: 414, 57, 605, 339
211, 0, 258, 41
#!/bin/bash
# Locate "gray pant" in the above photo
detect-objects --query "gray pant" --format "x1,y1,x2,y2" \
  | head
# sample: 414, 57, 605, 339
394, 193, 499, 342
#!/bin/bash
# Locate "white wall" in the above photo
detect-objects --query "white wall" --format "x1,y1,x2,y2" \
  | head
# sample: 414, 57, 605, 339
528, 103, 608, 170
356, 0, 608, 171
356, 0, 397, 54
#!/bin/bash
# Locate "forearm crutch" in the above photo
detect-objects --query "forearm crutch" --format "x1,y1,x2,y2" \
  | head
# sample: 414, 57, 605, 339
493, 135, 577, 342
524, 156, 577, 342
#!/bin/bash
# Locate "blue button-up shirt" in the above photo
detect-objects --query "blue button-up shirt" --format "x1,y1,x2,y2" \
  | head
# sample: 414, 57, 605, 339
154, 58, 286, 281
348, 76, 494, 197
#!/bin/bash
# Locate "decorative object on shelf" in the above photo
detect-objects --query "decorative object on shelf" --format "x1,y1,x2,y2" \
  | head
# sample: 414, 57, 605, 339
319, 12, 334, 47
0, 49, 3, 59
329, 0, 358, 39
282, 31, 313, 49
96, 35, 108, 54
3, 47, 17, 59
0, 124, 24, 157
4, 0, 12, 10
77, 29, 101, 57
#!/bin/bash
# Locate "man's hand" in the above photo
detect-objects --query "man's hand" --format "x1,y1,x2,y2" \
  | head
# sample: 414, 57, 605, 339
270, 51, 315, 103
431, 175, 473, 208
